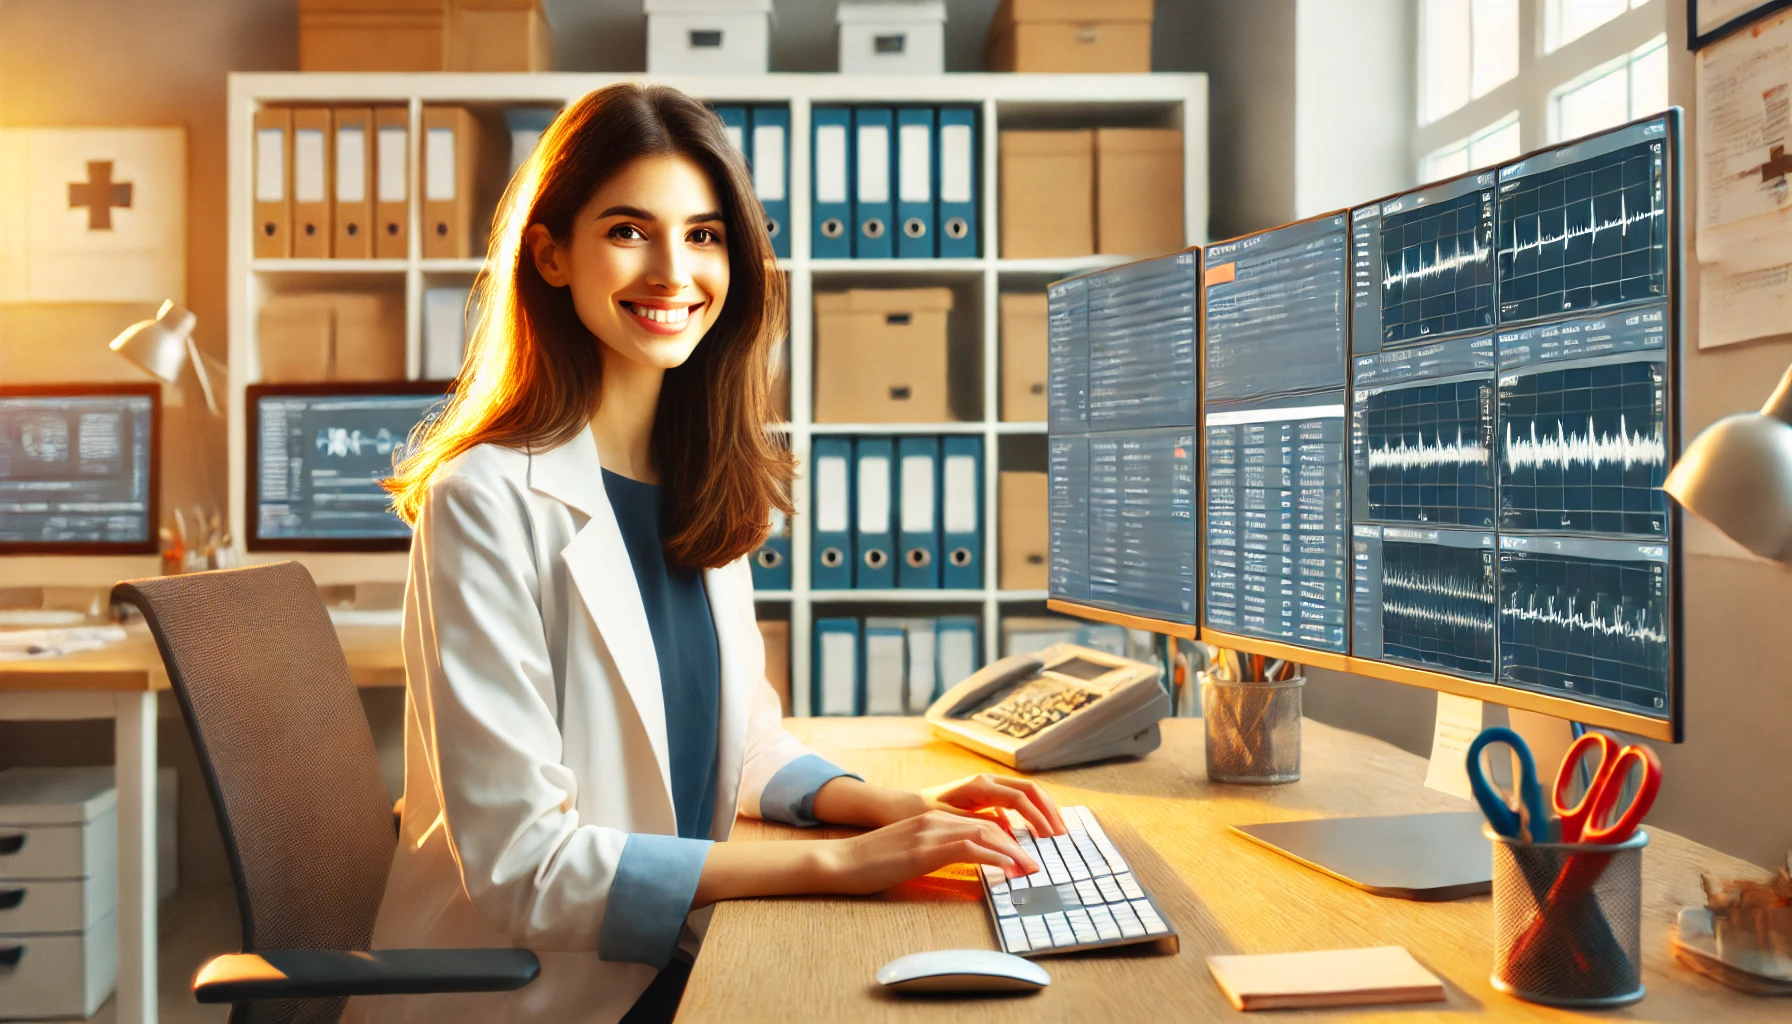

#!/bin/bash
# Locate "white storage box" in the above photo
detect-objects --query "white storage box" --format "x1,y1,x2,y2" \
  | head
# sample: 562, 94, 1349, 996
838, 0, 946, 74
0, 766, 177, 901
644, 0, 772, 75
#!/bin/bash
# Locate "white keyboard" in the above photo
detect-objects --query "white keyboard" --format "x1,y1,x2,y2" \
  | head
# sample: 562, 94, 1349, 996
979, 805, 1178, 957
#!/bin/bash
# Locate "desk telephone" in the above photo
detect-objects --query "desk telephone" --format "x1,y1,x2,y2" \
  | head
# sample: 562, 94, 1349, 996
924, 643, 1169, 771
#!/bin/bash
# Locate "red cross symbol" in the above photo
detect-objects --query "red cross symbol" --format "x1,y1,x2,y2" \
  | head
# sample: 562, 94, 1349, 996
67, 160, 133, 230
1763, 144, 1792, 184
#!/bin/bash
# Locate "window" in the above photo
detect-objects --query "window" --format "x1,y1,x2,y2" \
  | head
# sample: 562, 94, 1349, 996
1414, 0, 1665, 179
1423, 114, 1524, 179
1552, 35, 1669, 141
1421, 0, 1520, 124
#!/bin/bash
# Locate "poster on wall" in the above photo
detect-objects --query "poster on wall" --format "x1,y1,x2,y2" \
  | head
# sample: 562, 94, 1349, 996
1691, 0, 1792, 49
0, 126, 186, 303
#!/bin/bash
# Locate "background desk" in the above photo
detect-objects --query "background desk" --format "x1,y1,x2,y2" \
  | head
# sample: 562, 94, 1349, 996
0, 620, 403, 1024
687, 717, 1778, 1022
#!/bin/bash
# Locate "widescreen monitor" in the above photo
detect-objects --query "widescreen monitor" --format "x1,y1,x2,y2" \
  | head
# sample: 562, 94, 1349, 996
247, 382, 448, 552
0, 384, 159, 555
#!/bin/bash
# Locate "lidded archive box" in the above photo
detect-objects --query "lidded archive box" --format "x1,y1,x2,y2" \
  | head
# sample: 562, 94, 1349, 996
645, 0, 773, 75
0, 767, 121, 1020
838, 1, 946, 75
814, 288, 954, 423
985, 0, 1153, 73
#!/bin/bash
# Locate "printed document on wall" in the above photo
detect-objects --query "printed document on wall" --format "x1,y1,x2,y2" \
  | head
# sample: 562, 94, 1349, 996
1700, 259, 1792, 348
1696, 8, 1792, 267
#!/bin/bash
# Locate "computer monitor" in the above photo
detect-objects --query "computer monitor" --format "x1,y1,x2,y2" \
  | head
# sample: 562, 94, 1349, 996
0, 383, 160, 555
1195, 111, 1683, 743
246, 382, 448, 553
1045, 249, 1200, 633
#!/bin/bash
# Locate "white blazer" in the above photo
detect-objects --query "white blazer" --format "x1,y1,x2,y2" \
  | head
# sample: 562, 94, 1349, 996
343, 427, 820, 1024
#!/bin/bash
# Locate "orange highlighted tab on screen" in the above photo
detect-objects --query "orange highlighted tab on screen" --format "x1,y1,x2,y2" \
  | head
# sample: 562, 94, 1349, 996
1208, 262, 1236, 284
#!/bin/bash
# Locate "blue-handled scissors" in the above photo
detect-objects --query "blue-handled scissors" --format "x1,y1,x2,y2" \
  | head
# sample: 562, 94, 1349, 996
1466, 726, 1556, 843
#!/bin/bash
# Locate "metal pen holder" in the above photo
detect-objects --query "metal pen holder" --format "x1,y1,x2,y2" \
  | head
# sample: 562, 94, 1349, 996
1201, 675, 1303, 784
1489, 827, 1649, 1008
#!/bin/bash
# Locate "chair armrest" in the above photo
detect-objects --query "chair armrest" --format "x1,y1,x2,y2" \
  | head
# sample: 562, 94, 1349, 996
193, 948, 540, 1003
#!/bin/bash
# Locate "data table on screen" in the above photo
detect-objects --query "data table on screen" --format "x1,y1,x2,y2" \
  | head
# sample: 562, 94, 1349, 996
1497, 536, 1671, 715
0, 391, 155, 548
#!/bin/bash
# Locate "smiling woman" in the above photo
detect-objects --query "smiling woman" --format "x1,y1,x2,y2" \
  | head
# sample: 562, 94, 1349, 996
355, 83, 1065, 1024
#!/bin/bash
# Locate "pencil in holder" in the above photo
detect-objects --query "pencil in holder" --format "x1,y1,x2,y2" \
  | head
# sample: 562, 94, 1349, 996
1201, 675, 1303, 784
1488, 827, 1649, 1008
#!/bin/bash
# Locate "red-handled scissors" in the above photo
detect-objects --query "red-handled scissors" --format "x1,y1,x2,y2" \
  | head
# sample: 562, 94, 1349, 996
1550, 732, 1663, 844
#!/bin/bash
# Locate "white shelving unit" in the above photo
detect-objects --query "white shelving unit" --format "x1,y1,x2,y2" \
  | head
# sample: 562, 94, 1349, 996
226, 72, 1207, 713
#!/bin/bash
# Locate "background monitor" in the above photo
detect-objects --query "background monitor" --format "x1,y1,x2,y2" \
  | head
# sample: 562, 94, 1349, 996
247, 382, 448, 552
0, 383, 160, 555
1197, 111, 1681, 740
1045, 249, 1200, 631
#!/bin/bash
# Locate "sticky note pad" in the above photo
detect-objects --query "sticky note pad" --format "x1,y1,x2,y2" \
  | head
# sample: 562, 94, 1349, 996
1205, 945, 1446, 1011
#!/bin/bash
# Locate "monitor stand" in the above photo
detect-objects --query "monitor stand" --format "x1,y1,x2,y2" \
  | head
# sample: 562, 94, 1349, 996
1229, 811, 1491, 901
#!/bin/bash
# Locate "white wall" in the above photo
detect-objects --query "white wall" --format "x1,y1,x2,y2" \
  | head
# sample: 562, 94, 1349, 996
1293, 0, 1415, 216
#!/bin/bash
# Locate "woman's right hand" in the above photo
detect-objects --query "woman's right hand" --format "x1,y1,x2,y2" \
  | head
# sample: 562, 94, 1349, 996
812, 810, 1040, 895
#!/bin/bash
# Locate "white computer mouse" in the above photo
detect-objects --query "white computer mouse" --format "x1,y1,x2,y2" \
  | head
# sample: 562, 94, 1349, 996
875, 949, 1051, 994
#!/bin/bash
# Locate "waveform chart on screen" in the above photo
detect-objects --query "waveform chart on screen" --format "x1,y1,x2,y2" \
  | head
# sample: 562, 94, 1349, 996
1361, 379, 1496, 527
1381, 533, 1498, 678
1497, 537, 1670, 714
1497, 358, 1668, 536
1379, 188, 1495, 343
1497, 132, 1668, 323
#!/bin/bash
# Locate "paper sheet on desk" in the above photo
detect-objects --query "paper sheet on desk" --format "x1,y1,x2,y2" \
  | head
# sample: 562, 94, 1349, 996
1424, 693, 1484, 802
0, 625, 128, 660
1697, 9, 1792, 268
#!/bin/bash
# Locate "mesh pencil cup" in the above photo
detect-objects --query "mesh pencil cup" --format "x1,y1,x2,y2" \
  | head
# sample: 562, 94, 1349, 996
1488, 827, 1649, 1008
1201, 675, 1303, 784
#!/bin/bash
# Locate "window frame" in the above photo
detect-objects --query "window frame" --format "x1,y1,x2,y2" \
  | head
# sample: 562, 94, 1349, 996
1414, 0, 1665, 174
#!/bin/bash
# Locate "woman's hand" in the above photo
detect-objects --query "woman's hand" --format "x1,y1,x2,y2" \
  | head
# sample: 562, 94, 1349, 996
692, 810, 1041, 906
814, 810, 1041, 894
920, 774, 1067, 837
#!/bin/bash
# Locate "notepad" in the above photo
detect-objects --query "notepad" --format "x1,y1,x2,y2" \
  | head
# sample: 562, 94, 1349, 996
1205, 946, 1446, 1011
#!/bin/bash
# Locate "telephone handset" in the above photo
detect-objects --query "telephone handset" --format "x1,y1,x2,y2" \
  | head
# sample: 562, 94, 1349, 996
923, 643, 1169, 771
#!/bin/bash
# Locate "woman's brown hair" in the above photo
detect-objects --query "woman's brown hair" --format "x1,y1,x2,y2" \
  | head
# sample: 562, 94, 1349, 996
386, 83, 793, 568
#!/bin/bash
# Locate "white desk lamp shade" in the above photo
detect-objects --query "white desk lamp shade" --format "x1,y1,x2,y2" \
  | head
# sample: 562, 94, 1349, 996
1664, 362, 1792, 563
108, 299, 222, 417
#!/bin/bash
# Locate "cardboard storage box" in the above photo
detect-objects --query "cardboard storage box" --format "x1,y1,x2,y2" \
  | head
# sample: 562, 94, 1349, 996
985, 0, 1153, 73
757, 619, 791, 714
259, 292, 405, 383
300, 0, 550, 72
999, 471, 1049, 590
1000, 130, 1093, 259
814, 288, 954, 423
1097, 128, 1184, 256
838, 0, 946, 75
1000, 293, 1048, 421
646, 0, 773, 75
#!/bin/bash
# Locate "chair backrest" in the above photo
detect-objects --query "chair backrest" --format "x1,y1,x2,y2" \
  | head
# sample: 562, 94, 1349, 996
113, 562, 395, 1024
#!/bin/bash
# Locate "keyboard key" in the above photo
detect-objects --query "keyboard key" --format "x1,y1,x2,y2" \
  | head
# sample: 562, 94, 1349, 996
1075, 880, 1101, 905
1023, 916, 1051, 948
1112, 902, 1146, 939
1093, 876, 1121, 902
1008, 873, 1029, 890
1131, 899, 1168, 934
1054, 883, 1081, 908
1044, 912, 1074, 947
1000, 918, 1029, 952
992, 893, 1016, 916
989, 880, 1008, 894
1067, 909, 1099, 944
1044, 859, 1069, 885
1117, 873, 1144, 900
1089, 905, 1121, 941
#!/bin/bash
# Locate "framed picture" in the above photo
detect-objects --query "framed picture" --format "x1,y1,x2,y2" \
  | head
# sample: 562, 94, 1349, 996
1690, 0, 1792, 49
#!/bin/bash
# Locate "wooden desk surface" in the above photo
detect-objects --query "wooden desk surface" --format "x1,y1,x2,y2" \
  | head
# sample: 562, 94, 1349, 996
684, 717, 1777, 1023
0, 620, 406, 692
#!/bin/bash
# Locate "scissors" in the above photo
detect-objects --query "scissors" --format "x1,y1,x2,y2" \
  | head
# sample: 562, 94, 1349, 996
1466, 727, 1557, 843
1550, 730, 1662, 844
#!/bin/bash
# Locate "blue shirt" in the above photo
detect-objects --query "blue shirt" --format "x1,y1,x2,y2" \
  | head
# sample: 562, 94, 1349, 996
596, 470, 861, 970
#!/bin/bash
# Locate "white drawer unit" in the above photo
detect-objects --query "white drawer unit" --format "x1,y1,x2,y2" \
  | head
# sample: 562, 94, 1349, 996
0, 911, 118, 1020
0, 767, 117, 884
644, 0, 773, 75
837, 0, 946, 75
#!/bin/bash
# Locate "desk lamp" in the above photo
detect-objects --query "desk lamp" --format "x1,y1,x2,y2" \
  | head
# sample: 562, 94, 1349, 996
109, 299, 224, 417
1664, 363, 1792, 562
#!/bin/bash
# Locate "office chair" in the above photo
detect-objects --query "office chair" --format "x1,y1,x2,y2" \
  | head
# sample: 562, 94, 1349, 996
113, 562, 538, 1024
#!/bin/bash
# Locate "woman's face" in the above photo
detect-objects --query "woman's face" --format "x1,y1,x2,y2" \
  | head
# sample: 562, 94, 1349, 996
526, 152, 730, 371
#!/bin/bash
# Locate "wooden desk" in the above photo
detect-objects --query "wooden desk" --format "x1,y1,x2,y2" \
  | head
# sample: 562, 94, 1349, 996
0, 619, 404, 1024
685, 717, 1777, 1022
